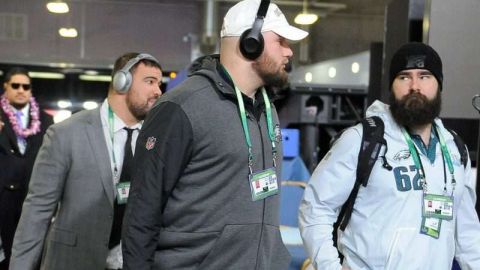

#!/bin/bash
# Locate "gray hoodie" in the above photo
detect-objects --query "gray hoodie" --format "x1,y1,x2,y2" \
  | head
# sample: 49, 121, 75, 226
123, 55, 289, 270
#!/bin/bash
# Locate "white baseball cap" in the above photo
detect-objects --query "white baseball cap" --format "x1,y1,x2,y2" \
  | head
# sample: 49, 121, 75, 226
221, 0, 309, 41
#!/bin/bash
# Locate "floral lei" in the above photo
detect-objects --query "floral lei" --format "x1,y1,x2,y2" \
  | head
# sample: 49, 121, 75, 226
0, 95, 41, 138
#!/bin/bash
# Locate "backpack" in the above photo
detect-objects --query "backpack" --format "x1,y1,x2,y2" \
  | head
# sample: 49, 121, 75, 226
335, 116, 469, 231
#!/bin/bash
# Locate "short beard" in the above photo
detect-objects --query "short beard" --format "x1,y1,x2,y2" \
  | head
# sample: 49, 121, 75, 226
252, 54, 289, 89
390, 91, 441, 128
126, 95, 148, 121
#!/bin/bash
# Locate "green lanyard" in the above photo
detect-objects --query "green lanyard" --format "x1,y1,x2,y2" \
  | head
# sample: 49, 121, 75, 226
401, 124, 456, 195
225, 71, 277, 173
435, 125, 456, 192
262, 89, 278, 160
108, 105, 119, 181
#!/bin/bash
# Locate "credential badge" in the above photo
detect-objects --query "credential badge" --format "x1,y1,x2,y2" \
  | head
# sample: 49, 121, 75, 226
274, 124, 282, 143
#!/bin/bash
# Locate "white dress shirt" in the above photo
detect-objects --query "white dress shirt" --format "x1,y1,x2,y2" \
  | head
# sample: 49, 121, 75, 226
99, 99, 142, 269
13, 104, 30, 154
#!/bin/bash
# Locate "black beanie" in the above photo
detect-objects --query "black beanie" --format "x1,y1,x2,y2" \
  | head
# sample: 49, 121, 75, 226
389, 42, 443, 90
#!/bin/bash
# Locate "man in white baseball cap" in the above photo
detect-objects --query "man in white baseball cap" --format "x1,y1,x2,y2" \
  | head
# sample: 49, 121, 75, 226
122, 1, 308, 269
219, 0, 309, 92
221, 0, 308, 41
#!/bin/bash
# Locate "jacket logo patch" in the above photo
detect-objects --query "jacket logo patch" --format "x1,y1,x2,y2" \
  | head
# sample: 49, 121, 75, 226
393, 149, 411, 161
145, 136, 156, 150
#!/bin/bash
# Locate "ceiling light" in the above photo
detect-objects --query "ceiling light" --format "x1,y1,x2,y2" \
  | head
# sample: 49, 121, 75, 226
79, 74, 111, 82
47, 1, 69, 14
294, 0, 319, 25
29, 71, 65, 79
84, 70, 99, 75
57, 100, 72, 109
59, 28, 78, 38
351, 62, 360, 74
305, 72, 313, 82
83, 101, 99, 110
328, 67, 336, 78
295, 14, 318, 25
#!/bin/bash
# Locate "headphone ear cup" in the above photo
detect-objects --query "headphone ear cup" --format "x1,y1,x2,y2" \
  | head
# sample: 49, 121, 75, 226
240, 29, 264, 60
112, 70, 132, 93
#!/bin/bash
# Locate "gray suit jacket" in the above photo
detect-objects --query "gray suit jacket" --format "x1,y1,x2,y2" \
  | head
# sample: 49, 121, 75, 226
10, 108, 116, 270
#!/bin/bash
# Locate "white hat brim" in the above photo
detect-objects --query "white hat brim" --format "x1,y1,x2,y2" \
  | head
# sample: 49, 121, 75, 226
271, 25, 309, 41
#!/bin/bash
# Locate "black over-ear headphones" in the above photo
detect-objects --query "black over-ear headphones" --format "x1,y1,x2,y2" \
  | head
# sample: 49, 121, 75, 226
112, 53, 159, 93
239, 0, 270, 60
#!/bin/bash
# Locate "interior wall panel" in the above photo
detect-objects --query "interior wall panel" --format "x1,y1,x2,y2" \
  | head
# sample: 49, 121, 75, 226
426, 0, 480, 119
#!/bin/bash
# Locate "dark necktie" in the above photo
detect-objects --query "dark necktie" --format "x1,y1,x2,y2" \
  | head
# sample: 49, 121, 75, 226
109, 127, 135, 249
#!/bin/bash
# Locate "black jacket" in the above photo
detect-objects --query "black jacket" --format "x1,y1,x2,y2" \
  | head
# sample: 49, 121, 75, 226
0, 105, 52, 265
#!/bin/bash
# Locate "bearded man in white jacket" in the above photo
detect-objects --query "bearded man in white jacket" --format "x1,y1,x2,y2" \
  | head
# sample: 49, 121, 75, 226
299, 42, 480, 270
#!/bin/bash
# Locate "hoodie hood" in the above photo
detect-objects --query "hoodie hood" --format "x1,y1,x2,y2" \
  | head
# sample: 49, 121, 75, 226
185, 54, 238, 99
188, 54, 221, 76
187, 54, 279, 101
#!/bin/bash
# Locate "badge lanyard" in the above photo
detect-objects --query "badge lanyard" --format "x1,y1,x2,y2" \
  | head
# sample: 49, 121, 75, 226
435, 125, 456, 193
108, 105, 120, 182
223, 70, 277, 174
235, 86, 277, 173
401, 124, 456, 196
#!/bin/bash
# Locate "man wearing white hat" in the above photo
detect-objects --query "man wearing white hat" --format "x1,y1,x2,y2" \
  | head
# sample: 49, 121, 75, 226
122, 0, 308, 269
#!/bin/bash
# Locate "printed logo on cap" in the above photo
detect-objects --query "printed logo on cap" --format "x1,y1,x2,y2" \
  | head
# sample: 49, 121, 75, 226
406, 55, 426, 69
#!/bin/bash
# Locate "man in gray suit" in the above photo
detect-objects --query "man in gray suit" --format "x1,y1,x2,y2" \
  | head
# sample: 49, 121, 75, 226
9, 52, 162, 270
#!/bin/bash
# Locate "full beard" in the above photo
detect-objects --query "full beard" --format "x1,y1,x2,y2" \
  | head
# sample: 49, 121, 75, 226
390, 91, 441, 128
253, 55, 289, 89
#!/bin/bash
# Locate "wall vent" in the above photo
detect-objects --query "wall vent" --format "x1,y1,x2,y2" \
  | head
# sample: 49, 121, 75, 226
0, 13, 28, 41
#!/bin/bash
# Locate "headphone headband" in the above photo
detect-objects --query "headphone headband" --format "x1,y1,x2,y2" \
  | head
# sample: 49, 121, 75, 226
120, 53, 159, 73
112, 53, 160, 93
257, 0, 270, 19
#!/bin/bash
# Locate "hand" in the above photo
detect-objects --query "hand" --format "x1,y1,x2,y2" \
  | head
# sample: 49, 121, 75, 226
0, 119, 4, 132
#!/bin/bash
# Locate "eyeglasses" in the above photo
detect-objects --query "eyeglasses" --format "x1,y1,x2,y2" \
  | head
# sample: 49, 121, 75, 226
10, 83, 31, 91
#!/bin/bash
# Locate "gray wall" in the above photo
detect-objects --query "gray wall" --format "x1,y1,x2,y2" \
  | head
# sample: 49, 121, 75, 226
311, 13, 384, 63
0, 1, 201, 70
426, 0, 480, 119
0, 0, 386, 71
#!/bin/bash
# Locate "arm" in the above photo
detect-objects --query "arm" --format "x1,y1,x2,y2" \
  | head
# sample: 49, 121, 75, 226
122, 102, 193, 270
299, 127, 361, 270
9, 124, 70, 270
0, 232, 4, 262
454, 157, 480, 269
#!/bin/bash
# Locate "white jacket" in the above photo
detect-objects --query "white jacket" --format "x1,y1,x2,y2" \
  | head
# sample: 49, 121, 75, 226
299, 100, 480, 270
